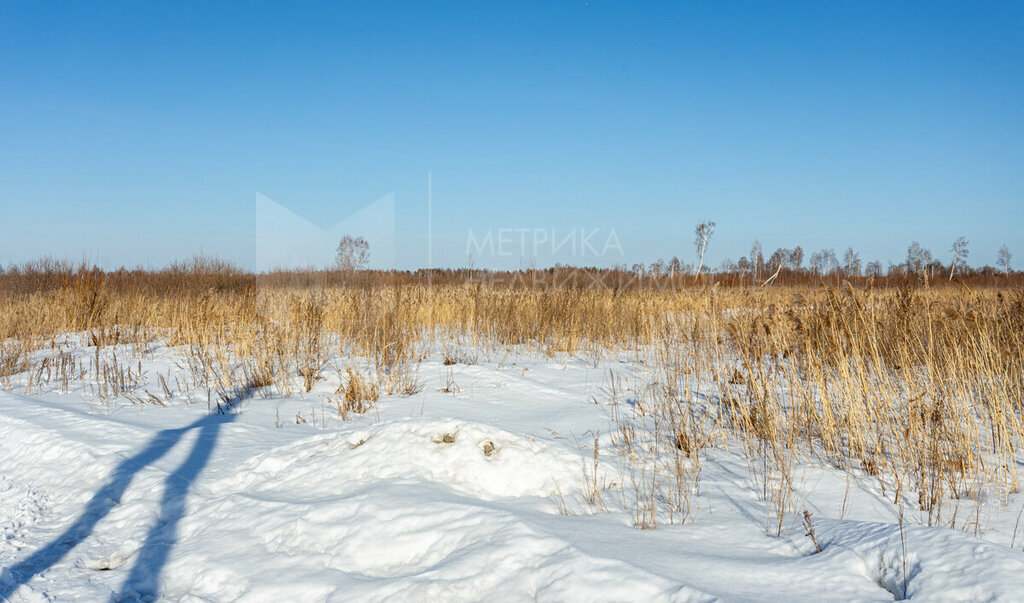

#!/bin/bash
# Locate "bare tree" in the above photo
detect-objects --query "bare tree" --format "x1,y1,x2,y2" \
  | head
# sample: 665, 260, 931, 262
668, 256, 681, 277
750, 240, 764, 281
949, 236, 969, 281
737, 256, 752, 280
649, 258, 665, 278
905, 241, 932, 274
791, 246, 804, 271
694, 220, 716, 278
865, 260, 883, 278
809, 251, 825, 275
768, 248, 788, 271
825, 249, 838, 274
843, 247, 861, 277
810, 248, 838, 276
998, 245, 1012, 276
335, 235, 370, 272
764, 247, 801, 271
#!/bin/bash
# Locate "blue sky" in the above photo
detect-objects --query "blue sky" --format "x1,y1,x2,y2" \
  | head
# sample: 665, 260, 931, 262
1, 1, 1021, 270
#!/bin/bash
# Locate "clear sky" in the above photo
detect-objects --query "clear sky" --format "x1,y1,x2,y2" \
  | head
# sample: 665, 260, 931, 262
1, 1, 1022, 271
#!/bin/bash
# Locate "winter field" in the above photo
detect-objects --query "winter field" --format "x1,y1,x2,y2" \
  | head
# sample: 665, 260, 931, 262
2, 265, 1024, 601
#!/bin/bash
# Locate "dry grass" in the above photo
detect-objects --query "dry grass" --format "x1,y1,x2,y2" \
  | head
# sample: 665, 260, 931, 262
330, 367, 380, 420
1, 261, 1022, 532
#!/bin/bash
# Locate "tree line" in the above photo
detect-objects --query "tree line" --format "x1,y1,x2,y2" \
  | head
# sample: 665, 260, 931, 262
632, 223, 1013, 283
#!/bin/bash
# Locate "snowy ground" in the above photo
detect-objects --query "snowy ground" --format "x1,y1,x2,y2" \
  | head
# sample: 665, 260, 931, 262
2, 341, 1024, 601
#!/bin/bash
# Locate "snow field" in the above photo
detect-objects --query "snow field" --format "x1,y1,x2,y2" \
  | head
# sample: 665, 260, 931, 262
1, 342, 1024, 600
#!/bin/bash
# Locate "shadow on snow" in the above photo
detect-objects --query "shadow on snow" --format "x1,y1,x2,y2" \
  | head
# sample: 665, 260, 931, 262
0, 391, 250, 601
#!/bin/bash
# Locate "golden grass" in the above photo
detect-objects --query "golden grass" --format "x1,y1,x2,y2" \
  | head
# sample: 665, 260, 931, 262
1, 264, 1022, 532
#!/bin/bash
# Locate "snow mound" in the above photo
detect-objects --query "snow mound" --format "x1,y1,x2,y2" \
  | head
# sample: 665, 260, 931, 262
820, 517, 1024, 600
215, 419, 583, 501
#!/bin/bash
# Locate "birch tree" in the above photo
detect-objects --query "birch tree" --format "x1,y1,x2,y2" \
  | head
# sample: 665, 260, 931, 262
694, 220, 715, 278
949, 236, 969, 281
336, 235, 370, 272
998, 245, 1012, 276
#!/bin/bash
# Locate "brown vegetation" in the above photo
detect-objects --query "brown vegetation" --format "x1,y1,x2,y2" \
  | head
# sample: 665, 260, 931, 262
1, 258, 1022, 533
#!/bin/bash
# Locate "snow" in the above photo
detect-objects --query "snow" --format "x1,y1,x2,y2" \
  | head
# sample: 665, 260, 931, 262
2, 343, 1024, 601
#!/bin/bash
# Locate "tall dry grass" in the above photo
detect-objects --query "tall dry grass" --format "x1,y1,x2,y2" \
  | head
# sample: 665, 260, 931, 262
1, 261, 1022, 532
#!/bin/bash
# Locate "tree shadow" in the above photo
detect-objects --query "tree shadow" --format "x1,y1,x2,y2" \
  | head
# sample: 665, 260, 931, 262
0, 396, 245, 601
